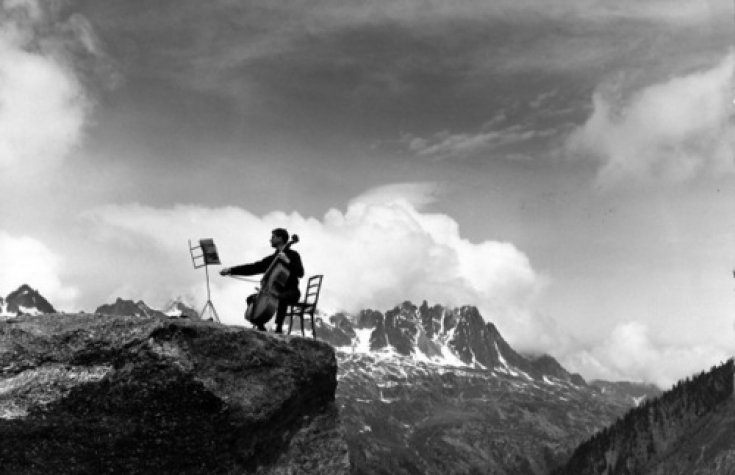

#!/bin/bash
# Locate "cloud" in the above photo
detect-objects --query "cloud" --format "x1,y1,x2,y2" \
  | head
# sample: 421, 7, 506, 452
0, 231, 79, 308
0, 0, 103, 174
246, 0, 727, 35
348, 182, 443, 208
560, 321, 731, 388
402, 124, 557, 161
567, 52, 734, 185
82, 185, 545, 345
129, 0, 727, 107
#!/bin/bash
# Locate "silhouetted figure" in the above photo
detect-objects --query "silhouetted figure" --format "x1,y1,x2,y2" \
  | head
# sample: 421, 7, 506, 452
220, 228, 304, 333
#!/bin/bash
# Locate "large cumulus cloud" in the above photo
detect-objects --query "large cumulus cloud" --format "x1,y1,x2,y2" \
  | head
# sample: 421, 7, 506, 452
82, 183, 547, 348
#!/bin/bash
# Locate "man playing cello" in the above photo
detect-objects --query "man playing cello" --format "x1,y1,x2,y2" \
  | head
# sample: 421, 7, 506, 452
220, 228, 304, 333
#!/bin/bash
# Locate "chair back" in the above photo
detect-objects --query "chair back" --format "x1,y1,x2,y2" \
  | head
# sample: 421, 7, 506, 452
286, 275, 323, 338
303, 275, 323, 309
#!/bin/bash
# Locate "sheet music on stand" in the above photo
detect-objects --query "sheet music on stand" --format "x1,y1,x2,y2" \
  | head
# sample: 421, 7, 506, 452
189, 239, 221, 322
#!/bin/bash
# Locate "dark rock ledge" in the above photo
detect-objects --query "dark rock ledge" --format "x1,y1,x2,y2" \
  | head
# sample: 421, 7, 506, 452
0, 313, 349, 474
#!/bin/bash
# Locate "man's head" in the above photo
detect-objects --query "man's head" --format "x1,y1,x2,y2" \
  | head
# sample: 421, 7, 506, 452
270, 228, 289, 248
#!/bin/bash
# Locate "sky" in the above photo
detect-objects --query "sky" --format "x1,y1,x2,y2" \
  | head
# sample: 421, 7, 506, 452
0, 0, 733, 388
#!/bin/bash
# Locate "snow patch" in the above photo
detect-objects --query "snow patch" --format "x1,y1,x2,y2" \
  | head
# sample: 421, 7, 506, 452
0, 302, 13, 318
494, 342, 532, 380
633, 395, 646, 406
469, 348, 486, 370
318, 316, 336, 329
354, 328, 373, 353
19, 305, 42, 316
494, 342, 517, 375
341, 322, 473, 369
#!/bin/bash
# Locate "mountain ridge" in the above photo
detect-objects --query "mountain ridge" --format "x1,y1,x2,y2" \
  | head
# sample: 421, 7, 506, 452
316, 300, 587, 386
308, 300, 662, 473
94, 297, 170, 318
0, 285, 201, 322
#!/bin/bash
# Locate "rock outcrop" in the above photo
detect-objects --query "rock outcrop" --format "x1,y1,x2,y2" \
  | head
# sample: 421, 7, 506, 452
0, 313, 349, 474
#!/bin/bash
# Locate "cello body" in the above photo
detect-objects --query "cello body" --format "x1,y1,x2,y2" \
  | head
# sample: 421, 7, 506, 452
244, 292, 277, 323
245, 236, 299, 324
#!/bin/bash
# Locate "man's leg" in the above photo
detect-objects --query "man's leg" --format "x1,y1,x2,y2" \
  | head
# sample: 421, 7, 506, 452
274, 289, 300, 333
274, 300, 288, 333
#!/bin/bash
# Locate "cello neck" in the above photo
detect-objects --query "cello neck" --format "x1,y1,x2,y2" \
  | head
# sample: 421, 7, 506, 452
262, 234, 299, 278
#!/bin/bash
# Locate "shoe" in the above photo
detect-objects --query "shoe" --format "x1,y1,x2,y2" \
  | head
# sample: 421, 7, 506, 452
274, 327, 283, 334
256, 324, 266, 331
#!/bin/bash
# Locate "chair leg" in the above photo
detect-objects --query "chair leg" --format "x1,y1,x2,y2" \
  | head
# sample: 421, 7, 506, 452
310, 313, 316, 339
300, 313, 305, 337
287, 314, 293, 335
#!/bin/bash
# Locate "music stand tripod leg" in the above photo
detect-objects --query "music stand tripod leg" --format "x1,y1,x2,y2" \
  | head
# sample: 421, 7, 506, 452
198, 265, 220, 322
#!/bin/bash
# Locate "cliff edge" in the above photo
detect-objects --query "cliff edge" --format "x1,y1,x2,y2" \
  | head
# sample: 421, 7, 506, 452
0, 313, 349, 474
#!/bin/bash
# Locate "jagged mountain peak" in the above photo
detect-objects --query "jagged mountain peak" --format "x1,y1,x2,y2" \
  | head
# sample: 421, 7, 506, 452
355, 309, 382, 329
316, 301, 583, 385
10, 283, 35, 294
2, 284, 56, 317
94, 297, 167, 318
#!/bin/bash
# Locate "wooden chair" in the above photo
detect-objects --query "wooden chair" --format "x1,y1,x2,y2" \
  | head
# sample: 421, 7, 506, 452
286, 275, 323, 339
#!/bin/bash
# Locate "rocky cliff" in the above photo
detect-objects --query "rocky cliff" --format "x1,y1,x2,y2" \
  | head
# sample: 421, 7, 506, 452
0, 313, 349, 474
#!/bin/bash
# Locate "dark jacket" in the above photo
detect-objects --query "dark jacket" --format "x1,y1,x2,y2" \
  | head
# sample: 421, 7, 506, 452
229, 248, 304, 292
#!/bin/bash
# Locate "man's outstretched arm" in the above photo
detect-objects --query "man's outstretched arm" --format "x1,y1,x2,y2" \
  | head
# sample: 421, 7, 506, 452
220, 255, 273, 276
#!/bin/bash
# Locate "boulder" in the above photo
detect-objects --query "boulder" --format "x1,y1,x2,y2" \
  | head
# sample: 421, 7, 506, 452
0, 313, 349, 474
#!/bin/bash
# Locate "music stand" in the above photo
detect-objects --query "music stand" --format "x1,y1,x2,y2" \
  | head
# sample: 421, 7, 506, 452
189, 238, 221, 322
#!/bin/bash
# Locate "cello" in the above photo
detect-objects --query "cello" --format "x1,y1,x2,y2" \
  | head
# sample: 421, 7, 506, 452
245, 234, 299, 324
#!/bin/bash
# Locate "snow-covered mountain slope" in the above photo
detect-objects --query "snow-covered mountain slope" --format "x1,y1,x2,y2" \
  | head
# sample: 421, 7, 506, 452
306, 301, 660, 474
317, 301, 583, 383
